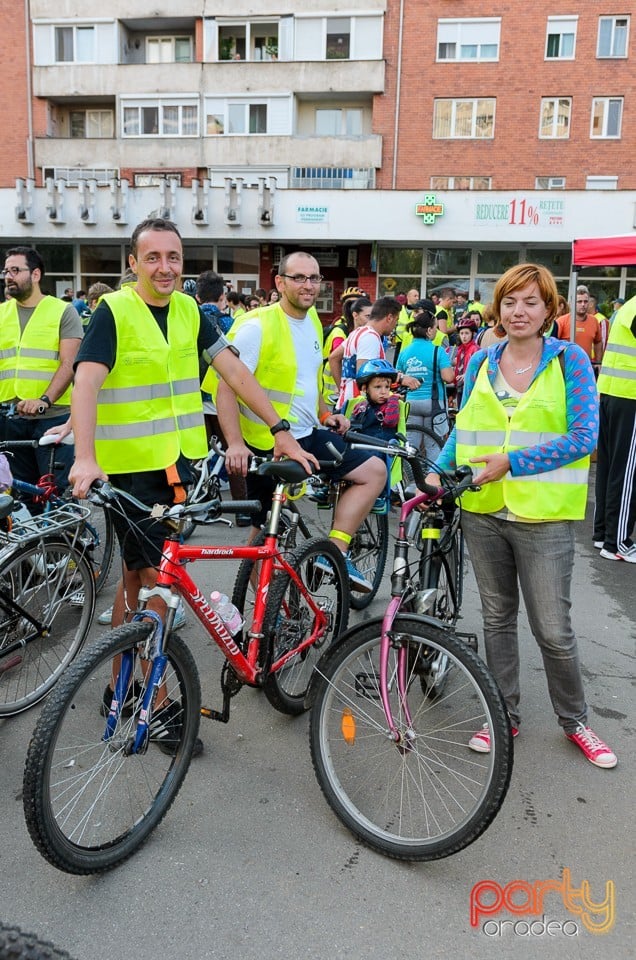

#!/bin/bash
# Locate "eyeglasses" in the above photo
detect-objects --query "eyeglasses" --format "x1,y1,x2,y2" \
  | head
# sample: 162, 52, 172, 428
1, 266, 30, 278
279, 273, 323, 285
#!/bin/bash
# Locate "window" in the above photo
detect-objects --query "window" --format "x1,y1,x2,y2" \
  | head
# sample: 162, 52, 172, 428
122, 100, 198, 137
430, 176, 492, 190
216, 21, 279, 61
205, 97, 291, 136
291, 168, 375, 189
134, 173, 182, 187
535, 177, 566, 190
437, 19, 500, 61
45, 167, 118, 186
591, 98, 623, 138
545, 17, 577, 59
539, 98, 571, 139
315, 108, 362, 136
326, 18, 351, 59
597, 17, 629, 58
586, 176, 618, 190
54, 25, 95, 62
433, 99, 495, 139
146, 37, 193, 63
69, 110, 114, 139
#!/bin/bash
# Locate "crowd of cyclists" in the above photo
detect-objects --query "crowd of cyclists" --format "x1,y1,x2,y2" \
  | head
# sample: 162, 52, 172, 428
1, 227, 629, 773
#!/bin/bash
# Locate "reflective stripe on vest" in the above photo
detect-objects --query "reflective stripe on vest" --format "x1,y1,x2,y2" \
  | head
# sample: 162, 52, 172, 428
95, 287, 207, 472
597, 299, 636, 400
0, 296, 71, 403
456, 355, 590, 520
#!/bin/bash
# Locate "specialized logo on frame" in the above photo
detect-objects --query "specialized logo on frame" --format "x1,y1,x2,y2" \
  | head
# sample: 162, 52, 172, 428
470, 869, 615, 937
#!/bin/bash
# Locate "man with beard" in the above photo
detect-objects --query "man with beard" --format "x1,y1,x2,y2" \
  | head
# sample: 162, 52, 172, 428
0, 246, 82, 489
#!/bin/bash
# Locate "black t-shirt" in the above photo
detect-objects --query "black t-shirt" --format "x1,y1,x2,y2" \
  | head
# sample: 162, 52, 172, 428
75, 298, 225, 370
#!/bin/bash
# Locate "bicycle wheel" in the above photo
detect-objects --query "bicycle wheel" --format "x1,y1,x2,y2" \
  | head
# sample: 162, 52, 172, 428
23, 622, 201, 875
412, 546, 458, 699
0, 538, 96, 717
81, 502, 117, 595
0, 923, 75, 960
261, 538, 349, 715
349, 512, 389, 610
309, 616, 512, 861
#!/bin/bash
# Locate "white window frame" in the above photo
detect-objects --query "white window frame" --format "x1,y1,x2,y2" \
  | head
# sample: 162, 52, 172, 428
430, 176, 492, 190
204, 96, 291, 136
436, 18, 500, 62
214, 19, 280, 61
134, 173, 183, 187
539, 98, 572, 139
535, 176, 566, 190
597, 16, 629, 58
585, 176, 618, 191
54, 24, 96, 63
69, 109, 114, 139
432, 99, 496, 139
46, 167, 118, 186
121, 98, 199, 138
315, 108, 363, 136
146, 36, 193, 64
591, 98, 623, 139
545, 16, 577, 60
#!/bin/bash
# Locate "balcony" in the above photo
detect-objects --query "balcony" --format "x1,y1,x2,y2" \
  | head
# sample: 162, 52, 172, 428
34, 134, 383, 173
33, 59, 385, 100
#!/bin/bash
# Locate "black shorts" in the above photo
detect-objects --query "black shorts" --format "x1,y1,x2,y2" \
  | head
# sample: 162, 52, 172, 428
245, 428, 380, 528
109, 467, 189, 571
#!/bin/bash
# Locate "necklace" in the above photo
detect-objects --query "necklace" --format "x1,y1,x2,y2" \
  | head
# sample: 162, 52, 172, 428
512, 345, 542, 375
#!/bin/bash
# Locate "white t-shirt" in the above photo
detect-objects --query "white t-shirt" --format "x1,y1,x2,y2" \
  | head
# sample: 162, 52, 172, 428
231, 311, 322, 439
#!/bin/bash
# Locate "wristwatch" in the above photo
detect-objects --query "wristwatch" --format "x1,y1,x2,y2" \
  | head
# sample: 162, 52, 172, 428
270, 418, 291, 436
39, 394, 52, 408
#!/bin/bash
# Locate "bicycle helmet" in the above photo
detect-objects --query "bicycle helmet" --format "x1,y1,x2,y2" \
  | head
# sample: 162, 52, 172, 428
457, 316, 479, 332
356, 358, 398, 388
182, 278, 197, 296
341, 285, 366, 303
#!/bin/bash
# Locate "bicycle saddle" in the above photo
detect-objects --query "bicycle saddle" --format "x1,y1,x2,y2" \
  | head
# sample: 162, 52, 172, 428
256, 460, 311, 483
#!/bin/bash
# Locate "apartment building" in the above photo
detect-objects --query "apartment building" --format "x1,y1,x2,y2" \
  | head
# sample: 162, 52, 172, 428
1, 2, 634, 316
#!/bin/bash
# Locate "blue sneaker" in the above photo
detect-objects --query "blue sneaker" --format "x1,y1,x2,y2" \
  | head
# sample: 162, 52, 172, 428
345, 556, 373, 594
313, 554, 335, 576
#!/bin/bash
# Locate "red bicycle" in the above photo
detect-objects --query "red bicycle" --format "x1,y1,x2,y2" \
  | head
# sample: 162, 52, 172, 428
23, 457, 349, 874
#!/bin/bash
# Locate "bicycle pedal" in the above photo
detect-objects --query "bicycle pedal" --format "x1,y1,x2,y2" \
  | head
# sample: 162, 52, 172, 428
354, 671, 382, 700
456, 631, 478, 652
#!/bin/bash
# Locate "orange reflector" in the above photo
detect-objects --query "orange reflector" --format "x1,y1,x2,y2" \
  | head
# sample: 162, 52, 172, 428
341, 707, 356, 745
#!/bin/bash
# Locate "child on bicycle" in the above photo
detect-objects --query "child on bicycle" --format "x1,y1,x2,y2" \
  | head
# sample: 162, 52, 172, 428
348, 359, 402, 441
453, 316, 480, 409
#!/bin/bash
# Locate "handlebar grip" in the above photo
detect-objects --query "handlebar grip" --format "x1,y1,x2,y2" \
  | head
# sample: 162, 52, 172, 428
343, 430, 393, 449
218, 500, 261, 515
409, 457, 441, 497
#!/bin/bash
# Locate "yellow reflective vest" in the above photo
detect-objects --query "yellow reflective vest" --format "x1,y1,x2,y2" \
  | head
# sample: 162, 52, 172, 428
597, 297, 636, 400
0, 296, 71, 403
94, 287, 207, 473
321, 318, 349, 405
455, 356, 590, 519
202, 301, 323, 449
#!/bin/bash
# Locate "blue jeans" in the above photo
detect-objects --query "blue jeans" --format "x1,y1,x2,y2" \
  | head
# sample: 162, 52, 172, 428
461, 512, 587, 733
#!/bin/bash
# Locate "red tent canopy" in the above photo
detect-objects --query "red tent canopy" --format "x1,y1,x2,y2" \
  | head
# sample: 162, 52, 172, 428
572, 236, 636, 267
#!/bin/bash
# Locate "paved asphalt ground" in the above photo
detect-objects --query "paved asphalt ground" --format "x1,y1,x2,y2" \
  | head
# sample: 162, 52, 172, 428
1, 471, 633, 959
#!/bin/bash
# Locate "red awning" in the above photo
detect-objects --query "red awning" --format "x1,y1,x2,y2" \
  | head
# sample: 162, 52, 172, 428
572, 236, 636, 267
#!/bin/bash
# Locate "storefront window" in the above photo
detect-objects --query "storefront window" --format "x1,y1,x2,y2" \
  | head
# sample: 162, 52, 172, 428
217, 246, 259, 273
35, 243, 73, 274
80, 245, 123, 278
477, 249, 519, 275
426, 248, 470, 277
526, 247, 571, 277
378, 247, 423, 275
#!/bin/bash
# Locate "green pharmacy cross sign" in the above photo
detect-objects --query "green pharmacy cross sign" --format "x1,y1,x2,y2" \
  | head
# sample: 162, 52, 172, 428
415, 194, 445, 225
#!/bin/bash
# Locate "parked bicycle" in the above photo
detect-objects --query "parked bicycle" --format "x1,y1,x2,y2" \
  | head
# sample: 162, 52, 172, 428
307, 433, 514, 861
23, 457, 349, 874
0, 494, 96, 716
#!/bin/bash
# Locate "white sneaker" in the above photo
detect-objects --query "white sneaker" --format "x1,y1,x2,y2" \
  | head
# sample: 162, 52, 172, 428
600, 543, 636, 563
97, 605, 113, 625
593, 541, 604, 549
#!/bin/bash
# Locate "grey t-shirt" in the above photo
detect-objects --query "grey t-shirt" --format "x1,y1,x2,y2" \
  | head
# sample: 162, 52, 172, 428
11, 300, 83, 418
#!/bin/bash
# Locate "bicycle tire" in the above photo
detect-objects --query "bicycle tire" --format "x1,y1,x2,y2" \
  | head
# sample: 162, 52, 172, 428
348, 512, 389, 610
413, 548, 456, 699
0, 923, 75, 960
82, 502, 116, 595
23, 622, 201, 875
260, 538, 350, 715
231, 513, 300, 622
0, 538, 96, 717
309, 616, 513, 861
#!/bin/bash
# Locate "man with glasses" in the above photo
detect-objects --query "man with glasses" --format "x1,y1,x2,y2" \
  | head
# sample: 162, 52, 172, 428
212, 251, 388, 593
0, 246, 83, 489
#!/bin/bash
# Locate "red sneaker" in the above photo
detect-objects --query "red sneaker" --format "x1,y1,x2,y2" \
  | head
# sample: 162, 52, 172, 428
468, 722, 519, 753
566, 725, 617, 768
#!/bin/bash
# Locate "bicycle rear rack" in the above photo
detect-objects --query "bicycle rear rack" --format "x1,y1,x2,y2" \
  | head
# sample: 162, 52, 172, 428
0, 503, 91, 549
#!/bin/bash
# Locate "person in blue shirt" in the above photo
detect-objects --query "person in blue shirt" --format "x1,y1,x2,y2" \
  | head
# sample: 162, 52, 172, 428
395, 311, 454, 460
